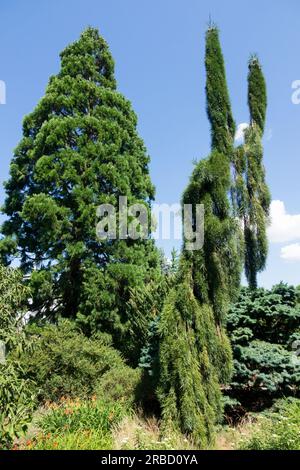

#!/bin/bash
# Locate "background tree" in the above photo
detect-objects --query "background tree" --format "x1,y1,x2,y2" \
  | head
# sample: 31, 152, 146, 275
0, 28, 160, 361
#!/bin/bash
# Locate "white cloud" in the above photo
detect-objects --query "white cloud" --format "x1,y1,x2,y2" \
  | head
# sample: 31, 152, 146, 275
268, 200, 300, 243
281, 243, 300, 262
234, 123, 248, 143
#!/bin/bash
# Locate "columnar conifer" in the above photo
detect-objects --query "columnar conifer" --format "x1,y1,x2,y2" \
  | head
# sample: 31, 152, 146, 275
205, 24, 235, 155
234, 56, 271, 288
244, 56, 271, 288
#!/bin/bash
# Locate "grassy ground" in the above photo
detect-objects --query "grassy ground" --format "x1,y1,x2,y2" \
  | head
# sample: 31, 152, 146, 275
13, 397, 300, 450
15, 405, 195, 450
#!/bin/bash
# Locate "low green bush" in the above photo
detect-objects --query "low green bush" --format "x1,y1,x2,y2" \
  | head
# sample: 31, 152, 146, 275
240, 399, 300, 450
95, 366, 142, 407
227, 284, 300, 405
15, 320, 136, 402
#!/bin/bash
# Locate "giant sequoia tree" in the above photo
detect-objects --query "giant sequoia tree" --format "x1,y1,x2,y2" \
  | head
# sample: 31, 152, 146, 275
157, 26, 242, 447
0, 28, 159, 359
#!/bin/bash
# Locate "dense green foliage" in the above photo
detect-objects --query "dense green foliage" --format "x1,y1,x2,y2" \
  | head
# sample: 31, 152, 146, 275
205, 24, 236, 155
0, 265, 35, 449
198, 25, 242, 324
183, 151, 242, 327
0, 27, 159, 360
157, 264, 231, 447
95, 366, 141, 408
23, 429, 113, 450
14, 320, 139, 403
233, 56, 271, 288
126, 260, 173, 367
0, 265, 29, 346
0, 364, 36, 449
248, 56, 267, 132
227, 284, 300, 403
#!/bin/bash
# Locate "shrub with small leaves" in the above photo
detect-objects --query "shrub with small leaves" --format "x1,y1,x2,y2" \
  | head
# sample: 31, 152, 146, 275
0, 265, 35, 449
15, 319, 137, 402
227, 284, 300, 408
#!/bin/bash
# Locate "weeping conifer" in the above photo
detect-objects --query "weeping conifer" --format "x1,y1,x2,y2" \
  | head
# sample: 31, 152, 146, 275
199, 25, 242, 321
157, 26, 242, 447
157, 262, 228, 447
236, 56, 271, 288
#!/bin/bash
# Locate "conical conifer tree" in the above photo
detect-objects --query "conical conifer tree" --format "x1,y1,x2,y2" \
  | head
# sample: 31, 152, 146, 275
157, 26, 242, 447
0, 28, 159, 361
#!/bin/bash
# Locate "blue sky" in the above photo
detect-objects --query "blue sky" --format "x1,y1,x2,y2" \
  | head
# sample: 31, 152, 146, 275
1, 0, 300, 287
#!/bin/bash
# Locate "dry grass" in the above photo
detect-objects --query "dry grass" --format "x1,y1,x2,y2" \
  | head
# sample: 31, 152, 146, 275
15, 400, 264, 451
112, 414, 144, 450
112, 412, 195, 450
215, 414, 259, 450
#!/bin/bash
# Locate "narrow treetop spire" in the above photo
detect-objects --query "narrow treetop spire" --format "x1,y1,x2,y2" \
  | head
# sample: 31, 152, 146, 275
205, 26, 235, 155
207, 15, 218, 31
248, 54, 267, 132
